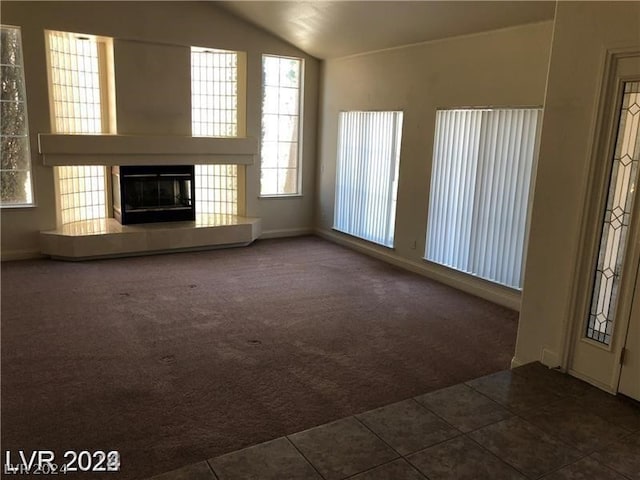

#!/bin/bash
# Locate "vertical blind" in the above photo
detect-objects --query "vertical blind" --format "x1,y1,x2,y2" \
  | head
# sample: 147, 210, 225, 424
334, 111, 403, 248
426, 108, 540, 289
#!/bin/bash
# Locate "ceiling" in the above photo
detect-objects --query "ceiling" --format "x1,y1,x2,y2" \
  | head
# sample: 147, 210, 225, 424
217, 1, 556, 59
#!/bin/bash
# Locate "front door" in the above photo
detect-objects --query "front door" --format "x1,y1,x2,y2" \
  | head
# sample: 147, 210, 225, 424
569, 53, 640, 393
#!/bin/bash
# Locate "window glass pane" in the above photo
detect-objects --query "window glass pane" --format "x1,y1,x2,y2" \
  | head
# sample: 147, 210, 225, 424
278, 87, 299, 115
280, 59, 300, 88
260, 168, 278, 196
263, 86, 280, 114
261, 142, 278, 168
586, 81, 640, 344
1, 25, 33, 206
260, 54, 303, 196
1, 101, 26, 136
334, 111, 403, 248
1, 65, 24, 102
278, 116, 298, 142
1, 136, 30, 170
263, 56, 280, 85
262, 114, 279, 141
1, 170, 31, 204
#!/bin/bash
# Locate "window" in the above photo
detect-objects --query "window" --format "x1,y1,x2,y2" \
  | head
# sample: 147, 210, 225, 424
261, 54, 303, 196
46, 30, 113, 224
194, 164, 238, 215
191, 46, 243, 216
1, 25, 34, 206
586, 81, 640, 344
425, 108, 540, 290
334, 111, 403, 248
191, 47, 239, 137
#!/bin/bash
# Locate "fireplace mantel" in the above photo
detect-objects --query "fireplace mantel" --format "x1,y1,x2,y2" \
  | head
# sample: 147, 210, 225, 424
38, 134, 258, 166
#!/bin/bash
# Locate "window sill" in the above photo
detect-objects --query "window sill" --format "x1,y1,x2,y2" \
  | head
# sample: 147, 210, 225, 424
331, 227, 395, 250
259, 194, 303, 199
1, 203, 36, 209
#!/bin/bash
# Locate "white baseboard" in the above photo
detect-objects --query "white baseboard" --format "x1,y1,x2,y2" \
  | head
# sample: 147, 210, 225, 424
510, 356, 525, 369
260, 227, 314, 239
568, 368, 616, 394
1, 249, 44, 261
541, 348, 561, 368
315, 228, 521, 311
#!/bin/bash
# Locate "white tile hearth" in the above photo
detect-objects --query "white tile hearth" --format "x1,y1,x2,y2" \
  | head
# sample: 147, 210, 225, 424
40, 215, 261, 260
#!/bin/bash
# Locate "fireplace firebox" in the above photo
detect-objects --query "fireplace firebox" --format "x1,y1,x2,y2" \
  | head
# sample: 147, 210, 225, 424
112, 165, 195, 225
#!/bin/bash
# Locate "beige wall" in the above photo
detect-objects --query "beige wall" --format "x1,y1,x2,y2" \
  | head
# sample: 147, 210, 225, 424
316, 21, 554, 309
1, 1, 319, 259
516, 2, 640, 368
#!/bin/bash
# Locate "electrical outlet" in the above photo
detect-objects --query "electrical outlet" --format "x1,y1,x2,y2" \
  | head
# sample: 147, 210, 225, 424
410, 239, 416, 250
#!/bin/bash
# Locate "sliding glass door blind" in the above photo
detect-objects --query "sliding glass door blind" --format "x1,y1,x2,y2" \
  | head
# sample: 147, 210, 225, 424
334, 111, 403, 248
426, 108, 541, 289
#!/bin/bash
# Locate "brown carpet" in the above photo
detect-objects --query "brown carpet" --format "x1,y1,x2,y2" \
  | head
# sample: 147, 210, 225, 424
1, 236, 518, 479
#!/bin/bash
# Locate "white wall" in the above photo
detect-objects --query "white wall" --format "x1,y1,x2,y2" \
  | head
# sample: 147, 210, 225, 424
516, 1, 640, 368
316, 21, 554, 309
0, 1, 319, 259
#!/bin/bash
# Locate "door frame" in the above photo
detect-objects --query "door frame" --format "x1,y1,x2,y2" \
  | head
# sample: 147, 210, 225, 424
563, 48, 640, 392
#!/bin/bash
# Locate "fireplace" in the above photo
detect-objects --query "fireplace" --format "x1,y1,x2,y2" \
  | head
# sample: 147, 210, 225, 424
112, 165, 195, 225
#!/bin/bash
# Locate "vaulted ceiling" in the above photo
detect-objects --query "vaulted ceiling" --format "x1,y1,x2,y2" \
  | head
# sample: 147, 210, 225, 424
217, 1, 556, 59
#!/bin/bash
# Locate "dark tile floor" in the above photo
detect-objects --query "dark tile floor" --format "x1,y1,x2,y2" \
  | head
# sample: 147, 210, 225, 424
147, 363, 640, 480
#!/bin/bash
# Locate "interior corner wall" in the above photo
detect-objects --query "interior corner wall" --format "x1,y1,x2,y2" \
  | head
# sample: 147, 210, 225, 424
516, 2, 640, 368
315, 21, 554, 310
0, 1, 319, 260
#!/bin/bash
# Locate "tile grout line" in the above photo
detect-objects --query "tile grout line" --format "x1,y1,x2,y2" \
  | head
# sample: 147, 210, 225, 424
351, 414, 404, 457
352, 410, 458, 477
465, 410, 592, 479
590, 430, 638, 480
512, 414, 593, 460
462, 430, 535, 480
341, 457, 429, 480
204, 459, 220, 480
409, 395, 474, 434
284, 435, 328, 480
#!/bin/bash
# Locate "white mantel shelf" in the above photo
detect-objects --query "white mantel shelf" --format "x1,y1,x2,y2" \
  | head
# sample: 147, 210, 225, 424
38, 134, 258, 166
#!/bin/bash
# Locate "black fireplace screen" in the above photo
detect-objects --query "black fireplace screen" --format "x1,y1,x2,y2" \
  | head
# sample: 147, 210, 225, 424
113, 165, 196, 224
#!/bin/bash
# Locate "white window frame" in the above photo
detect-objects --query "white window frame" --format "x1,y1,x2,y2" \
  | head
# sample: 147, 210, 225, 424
260, 54, 304, 197
1, 25, 34, 208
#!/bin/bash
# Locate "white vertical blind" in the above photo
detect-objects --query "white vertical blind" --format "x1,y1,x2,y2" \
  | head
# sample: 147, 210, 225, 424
426, 108, 540, 289
334, 111, 403, 248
